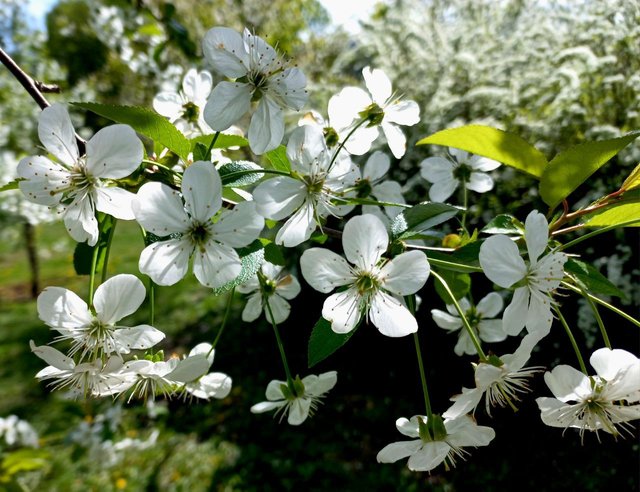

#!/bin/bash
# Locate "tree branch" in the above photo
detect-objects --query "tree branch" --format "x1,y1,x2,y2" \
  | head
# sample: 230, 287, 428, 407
0, 45, 86, 153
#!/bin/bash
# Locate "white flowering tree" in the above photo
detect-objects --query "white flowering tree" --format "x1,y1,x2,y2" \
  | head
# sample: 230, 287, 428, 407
0, 11, 638, 488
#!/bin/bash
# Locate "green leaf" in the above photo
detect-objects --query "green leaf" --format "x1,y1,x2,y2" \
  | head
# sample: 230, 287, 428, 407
72, 102, 191, 159
540, 132, 640, 208
0, 179, 21, 192
621, 163, 640, 191
434, 269, 471, 303
308, 317, 358, 368
219, 161, 264, 187
264, 242, 286, 266
481, 214, 524, 235
417, 125, 547, 178
1, 448, 50, 476
211, 246, 265, 296
192, 142, 209, 162
427, 242, 482, 273
264, 145, 291, 172
565, 259, 626, 299
190, 133, 248, 152
391, 202, 461, 239
584, 189, 640, 228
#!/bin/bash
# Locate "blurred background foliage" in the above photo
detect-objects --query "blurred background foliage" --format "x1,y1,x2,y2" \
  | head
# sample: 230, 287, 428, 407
0, 0, 638, 490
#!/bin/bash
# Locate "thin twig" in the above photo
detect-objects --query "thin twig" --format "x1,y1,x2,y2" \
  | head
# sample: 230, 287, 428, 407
0, 45, 86, 153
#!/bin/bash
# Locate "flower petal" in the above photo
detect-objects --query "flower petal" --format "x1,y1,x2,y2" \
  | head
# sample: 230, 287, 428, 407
192, 241, 242, 289
202, 27, 249, 78
466, 172, 494, 193
304, 371, 338, 396
384, 100, 420, 126
182, 161, 222, 222
64, 194, 98, 246
112, 325, 165, 353
248, 96, 284, 154
478, 319, 506, 343
250, 401, 285, 413
479, 235, 527, 288
94, 187, 136, 220
182, 68, 213, 103
264, 294, 291, 324
369, 291, 418, 337
328, 86, 371, 130
38, 104, 79, 166
429, 176, 458, 203
344, 126, 379, 156
502, 287, 529, 336
153, 91, 184, 119
322, 288, 362, 334
362, 66, 392, 105
524, 210, 549, 265
17, 156, 68, 206
203, 81, 252, 131
276, 274, 301, 300
275, 201, 316, 247
94, 274, 145, 325
544, 365, 591, 402
525, 288, 553, 336
86, 125, 143, 178
269, 67, 308, 110
396, 417, 420, 438
380, 250, 430, 296
211, 201, 264, 248
446, 417, 495, 447
420, 157, 454, 184
407, 442, 450, 472
300, 248, 354, 293
476, 292, 504, 318
139, 237, 192, 286
469, 155, 501, 172
363, 151, 390, 181
133, 182, 189, 236
443, 387, 483, 419
536, 397, 579, 428
287, 398, 312, 426
376, 440, 424, 464
30, 341, 75, 370
253, 176, 306, 220
242, 292, 263, 322
431, 309, 462, 331
343, 214, 388, 270
37, 286, 92, 330
381, 122, 407, 159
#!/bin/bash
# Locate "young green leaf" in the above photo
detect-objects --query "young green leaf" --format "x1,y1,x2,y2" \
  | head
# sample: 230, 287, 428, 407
584, 189, 640, 228
565, 259, 626, 299
434, 269, 471, 303
621, 163, 640, 191
308, 317, 359, 368
190, 133, 248, 151
540, 132, 640, 208
417, 125, 547, 178
218, 161, 264, 187
481, 214, 524, 235
264, 145, 291, 172
72, 102, 191, 159
391, 202, 460, 239
0, 179, 21, 192
211, 247, 265, 296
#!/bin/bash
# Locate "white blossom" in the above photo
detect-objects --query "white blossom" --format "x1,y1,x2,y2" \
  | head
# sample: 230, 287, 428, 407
17, 104, 143, 246
250, 371, 337, 426
420, 148, 501, 203
536, 348, 640, 438
202, 27, 308, 154
236, 262, 301, 324
479, 210, 567, 337
431, 293, 506, 356
300, 214, 430, 337
134, 161, 264, 287
377, 414, 495, 472
253, 125, 358, 247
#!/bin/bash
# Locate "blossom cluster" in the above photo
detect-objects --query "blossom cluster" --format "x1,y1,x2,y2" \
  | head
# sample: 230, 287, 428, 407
6, 24, 638, 476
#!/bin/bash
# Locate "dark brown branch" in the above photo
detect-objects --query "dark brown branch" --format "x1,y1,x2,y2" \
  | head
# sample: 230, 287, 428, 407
34, 80, 61, 93
0, 45, 86, 154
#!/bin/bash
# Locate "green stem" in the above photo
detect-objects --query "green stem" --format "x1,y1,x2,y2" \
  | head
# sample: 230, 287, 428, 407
100, 218, 117, 284
556, 220, 640, 251
331, 196, 411, 209
431, 270, 487, 360
327, 118, 368, 172
209, 288, 235, 356
555, 306, 588, 374
408, 250, 484, 273
206, 131, 221, 158
264, 295, 294, 387
562, 281, 640, 328
585, 294, 612, 349
406, 295, 432, 418
142, 159, 181, 176
88, 241, 100, 307
148, 279, 155, 326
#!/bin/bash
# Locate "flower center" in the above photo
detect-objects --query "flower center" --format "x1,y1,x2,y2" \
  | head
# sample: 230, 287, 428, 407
355, 272, 380, 296
355, 178, 373, 198
188, 222, 212, 251
359, 103, 385, 127
452, 163, 472, 183
323, 126, 340, 147
303, 174, 326, 195
182, 102, 200, 123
